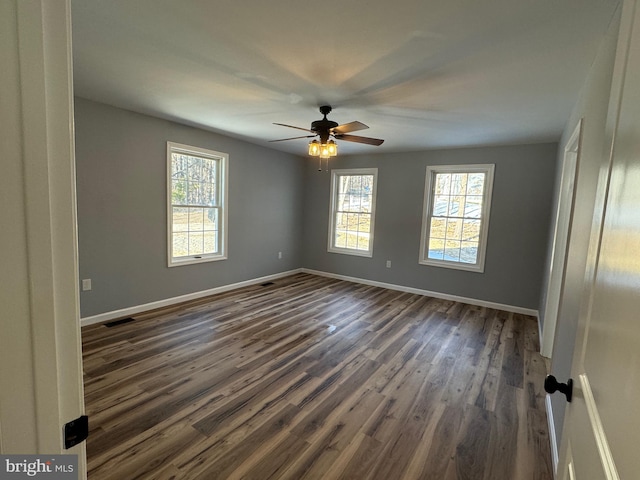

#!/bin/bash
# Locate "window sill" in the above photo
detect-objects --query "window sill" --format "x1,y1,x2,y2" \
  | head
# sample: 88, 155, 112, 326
328, 247, 373, 258
419, 258, 485, 273
168, 254, 227, 267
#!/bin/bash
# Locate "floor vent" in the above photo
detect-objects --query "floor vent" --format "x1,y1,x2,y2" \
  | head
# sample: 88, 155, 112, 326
261, 282, 275, 287
104, 317, 135, 328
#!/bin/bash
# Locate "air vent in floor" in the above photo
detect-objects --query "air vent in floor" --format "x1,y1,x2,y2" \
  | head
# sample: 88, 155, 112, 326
104, 317, 135, 328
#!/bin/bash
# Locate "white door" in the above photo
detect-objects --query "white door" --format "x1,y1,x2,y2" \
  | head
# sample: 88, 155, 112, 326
557, 0, 640, 478
0, 0, 86, 477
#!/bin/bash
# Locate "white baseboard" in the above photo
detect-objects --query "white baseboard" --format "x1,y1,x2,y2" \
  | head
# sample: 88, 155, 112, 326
82, 267, 539, 327
546, 394, 559, 476
538, 312, 548, 358
301, 268, 539, 317
80, 268, 303, 327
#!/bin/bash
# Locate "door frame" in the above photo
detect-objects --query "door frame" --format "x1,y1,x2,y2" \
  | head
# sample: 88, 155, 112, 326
0, 0, 86, 476
541, 119, 583, 358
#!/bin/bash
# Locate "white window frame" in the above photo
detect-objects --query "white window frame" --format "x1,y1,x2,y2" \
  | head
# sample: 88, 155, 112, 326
167, 141, 228, 267
327, 168, 378, 257
419, 164, 494, 272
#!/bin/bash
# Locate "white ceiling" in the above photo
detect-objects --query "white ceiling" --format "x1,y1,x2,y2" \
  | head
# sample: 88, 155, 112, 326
71, 0, 618, 156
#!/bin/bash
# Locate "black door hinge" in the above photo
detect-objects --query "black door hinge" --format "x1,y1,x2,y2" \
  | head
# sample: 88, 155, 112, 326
64, 415, 89, 449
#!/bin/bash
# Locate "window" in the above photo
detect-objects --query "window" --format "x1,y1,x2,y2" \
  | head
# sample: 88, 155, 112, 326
419, 164, 494, 272
167, 142, 228, 267
328, 168, 378, 257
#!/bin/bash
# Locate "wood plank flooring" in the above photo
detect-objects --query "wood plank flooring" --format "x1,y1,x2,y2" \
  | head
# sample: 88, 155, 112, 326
82, 273, 553, 480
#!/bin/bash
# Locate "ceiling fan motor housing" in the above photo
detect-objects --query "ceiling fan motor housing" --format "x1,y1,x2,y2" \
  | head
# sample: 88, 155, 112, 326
311, 119, 338, 143
311, 106, 338, 143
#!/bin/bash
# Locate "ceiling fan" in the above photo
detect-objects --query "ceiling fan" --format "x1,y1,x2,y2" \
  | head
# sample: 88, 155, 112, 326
270, 105, 384, 150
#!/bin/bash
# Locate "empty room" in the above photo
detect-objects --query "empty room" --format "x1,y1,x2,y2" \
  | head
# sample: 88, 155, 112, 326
4, 0, 640, 479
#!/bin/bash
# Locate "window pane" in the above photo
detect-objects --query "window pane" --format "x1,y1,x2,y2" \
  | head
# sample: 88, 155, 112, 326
173, 232, 188, 257
430, 218, 446, 239
203, 208, 217, 230
345, 232, 359, 249
348, 192, 361, 211
444, 240, 461, 261
339, 176, 350, 194
187, 182, 202, 205
357, 233, 370, 251
460, 242, 479, 263
449, 196, 465, 217
446, 219, 463, 241
203, 231, 217, 254
337, 194, 347, 211
349, 175, 362, 193
428, 238, 445, 259
172, 207, 189, 232
335, 212, 347, 230
464, 196, 483, 218
210, 181, 217, 206
189, 208, 204, 231
171, 154, 187, 180
346, 213, 358, 231
202, 159, 217, 184
189, 232, 204, 255
201, 183, 215, 206
172, 180, 187, 204
187, 156, 203, 182
433, 195, 449, 216
467, 173, 485, 195
361, 194, 373, 213
462, 219, 481, 241
335, 230, 347, 248
358, 214, 371, 233
451, 173, 468, 195
435, 174, 451, 195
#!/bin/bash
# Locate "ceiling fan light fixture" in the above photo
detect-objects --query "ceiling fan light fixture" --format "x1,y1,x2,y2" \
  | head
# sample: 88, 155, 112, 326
327, 139, 338, 157
308, 139, 320, 156
320, 144, 331, 159
310, 140, 338, 159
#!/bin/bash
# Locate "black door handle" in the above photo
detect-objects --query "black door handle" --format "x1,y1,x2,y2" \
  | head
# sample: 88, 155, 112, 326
544, 375, 573, 402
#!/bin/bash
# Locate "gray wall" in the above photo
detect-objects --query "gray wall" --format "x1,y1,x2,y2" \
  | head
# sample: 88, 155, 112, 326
541, 8, 620, 449
302, 144, 557, 310
75, 99, 557, 319
75, 98, 305, 317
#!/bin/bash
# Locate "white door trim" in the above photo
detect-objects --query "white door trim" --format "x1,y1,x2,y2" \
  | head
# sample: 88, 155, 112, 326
579, 374, 619, 480
0, 0, 86, 474
541, 119, 582, 357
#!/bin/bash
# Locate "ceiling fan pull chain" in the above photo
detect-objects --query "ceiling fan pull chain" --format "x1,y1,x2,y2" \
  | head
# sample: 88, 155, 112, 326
318, 157, 322, 171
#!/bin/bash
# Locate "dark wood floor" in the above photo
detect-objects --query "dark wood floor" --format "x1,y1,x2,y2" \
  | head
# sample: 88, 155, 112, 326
82, 273, 553, 480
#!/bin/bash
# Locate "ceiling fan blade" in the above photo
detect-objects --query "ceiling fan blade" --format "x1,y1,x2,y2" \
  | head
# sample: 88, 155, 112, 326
334, 134, 384, 146
269, 135, 316, 142
273, 123, 314, 133
332, 121, 369, 134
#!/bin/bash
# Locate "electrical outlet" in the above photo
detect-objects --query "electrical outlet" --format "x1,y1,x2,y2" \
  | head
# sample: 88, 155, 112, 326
278, 251, 282, 259
82, 279, 92, 291
386, 260, 391, 268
